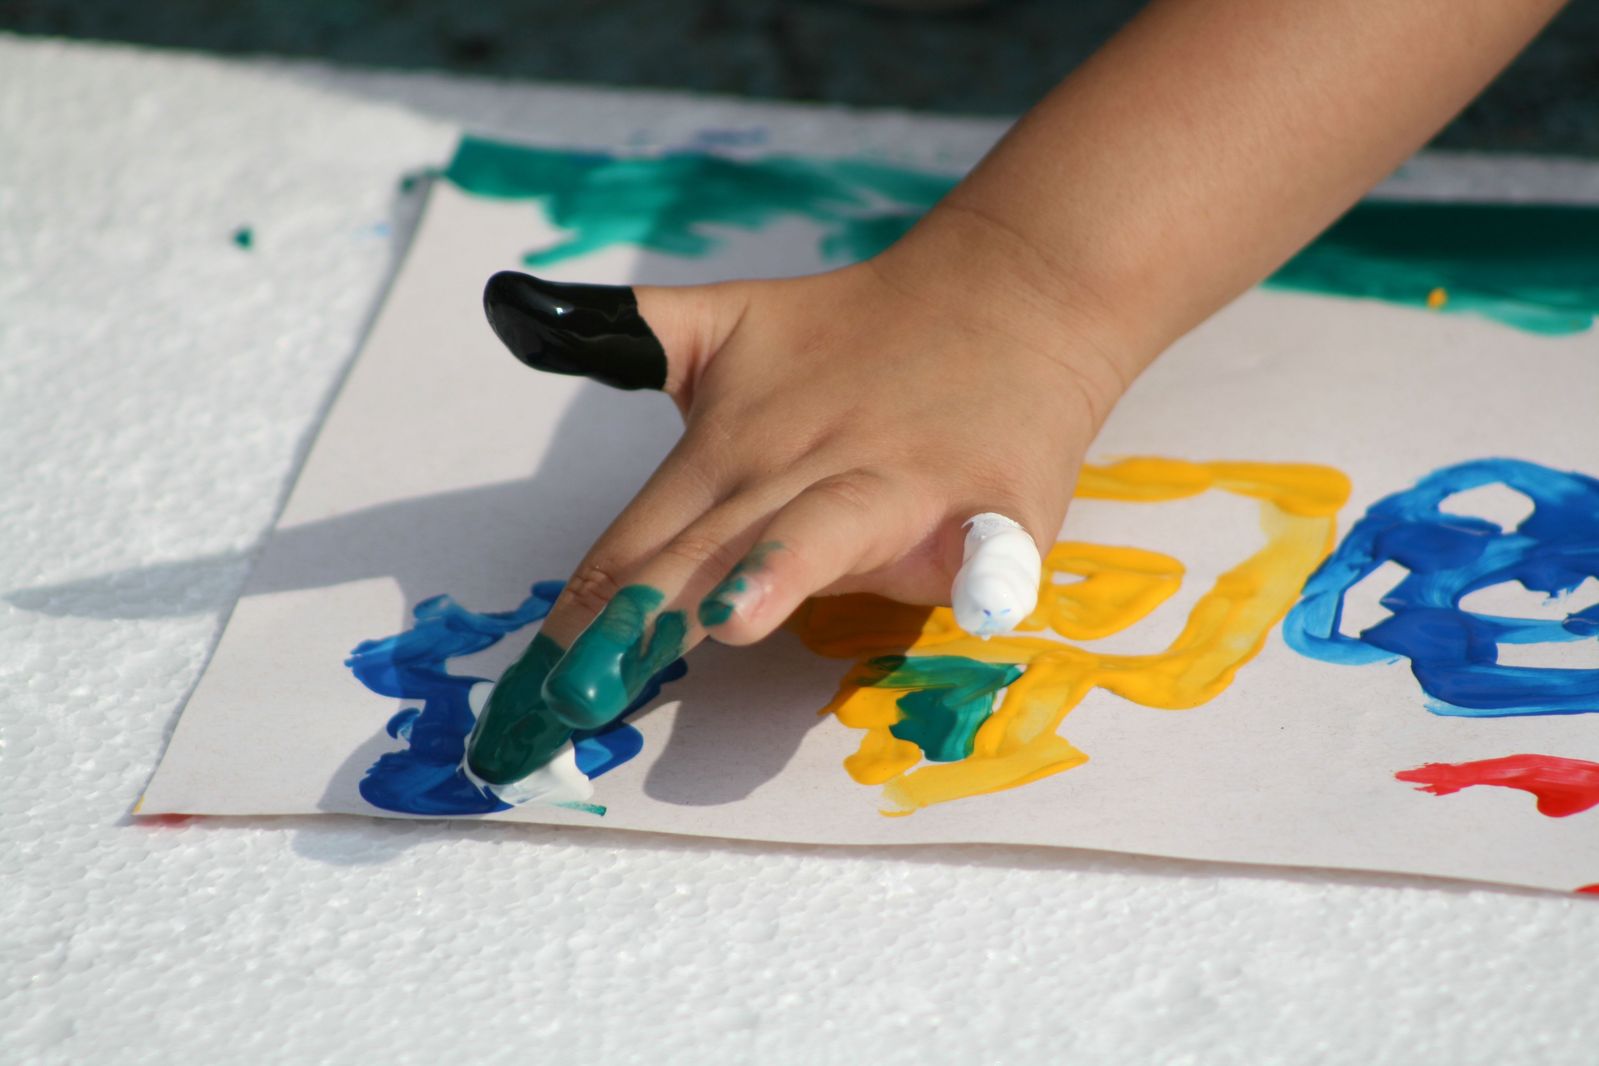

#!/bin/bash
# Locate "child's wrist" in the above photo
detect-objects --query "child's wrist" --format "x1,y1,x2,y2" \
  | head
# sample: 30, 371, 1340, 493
868, 198, 1149, 426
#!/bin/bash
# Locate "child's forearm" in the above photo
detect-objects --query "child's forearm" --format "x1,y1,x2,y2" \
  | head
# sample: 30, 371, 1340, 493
888, 0, 1567, 392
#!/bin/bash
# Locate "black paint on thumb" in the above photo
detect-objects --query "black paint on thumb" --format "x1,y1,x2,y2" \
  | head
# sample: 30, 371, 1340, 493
482, 270, 668, 391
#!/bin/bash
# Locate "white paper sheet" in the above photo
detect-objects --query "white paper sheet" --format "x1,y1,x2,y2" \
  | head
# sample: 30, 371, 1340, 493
141, 142, 1599, 892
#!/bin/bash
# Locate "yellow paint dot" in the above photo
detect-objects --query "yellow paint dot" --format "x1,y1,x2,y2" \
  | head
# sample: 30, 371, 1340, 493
1427, 287, 1449, 310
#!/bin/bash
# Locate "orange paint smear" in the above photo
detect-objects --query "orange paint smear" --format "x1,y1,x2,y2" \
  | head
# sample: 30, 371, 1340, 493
791, 457, 1351, 813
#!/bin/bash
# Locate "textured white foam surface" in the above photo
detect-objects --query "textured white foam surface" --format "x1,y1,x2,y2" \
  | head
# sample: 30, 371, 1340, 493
6, 33, 1599, 1065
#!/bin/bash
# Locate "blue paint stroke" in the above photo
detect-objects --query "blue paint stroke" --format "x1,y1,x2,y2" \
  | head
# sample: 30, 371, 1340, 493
1284, 459, 1599, 717
345, 580, 687, 815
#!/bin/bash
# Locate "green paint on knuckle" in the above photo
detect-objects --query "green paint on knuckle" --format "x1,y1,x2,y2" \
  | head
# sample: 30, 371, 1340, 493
542, 585, 686, 731
741, 541, 784, 570
465, 632, 571, 785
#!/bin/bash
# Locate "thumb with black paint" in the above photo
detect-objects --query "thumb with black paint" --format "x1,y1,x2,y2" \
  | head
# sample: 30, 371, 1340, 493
482, 270, 742, 408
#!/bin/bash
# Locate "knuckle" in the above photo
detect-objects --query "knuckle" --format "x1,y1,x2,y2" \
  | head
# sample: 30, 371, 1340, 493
675, 431, 771, 502
561, 561, 627, 617
807, 468, 890, 518
657, 533, 742, 576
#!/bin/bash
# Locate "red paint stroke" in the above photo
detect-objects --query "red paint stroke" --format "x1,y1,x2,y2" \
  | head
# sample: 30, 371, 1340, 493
137, 813, 195, 827
1575, 884, 1599, 896
1396, 754, 1599, 817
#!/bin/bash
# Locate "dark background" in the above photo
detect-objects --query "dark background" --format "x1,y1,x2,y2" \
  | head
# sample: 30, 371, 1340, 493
4, 0, 1596, 155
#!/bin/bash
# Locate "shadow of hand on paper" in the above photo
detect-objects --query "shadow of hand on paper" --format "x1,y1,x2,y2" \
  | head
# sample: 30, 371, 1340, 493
4, 382, 679, 625
21, 341, 867, 835
639, 632, 844, 807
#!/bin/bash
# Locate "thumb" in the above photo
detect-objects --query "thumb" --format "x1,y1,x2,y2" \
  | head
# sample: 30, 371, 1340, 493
482, 271, 744, 405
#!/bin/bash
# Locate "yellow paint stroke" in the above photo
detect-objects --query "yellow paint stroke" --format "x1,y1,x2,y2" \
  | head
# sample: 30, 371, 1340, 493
789, 457, 1351, 814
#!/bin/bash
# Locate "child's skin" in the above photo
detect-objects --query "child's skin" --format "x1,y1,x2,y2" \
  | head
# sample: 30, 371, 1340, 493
507, 0, 1568, 736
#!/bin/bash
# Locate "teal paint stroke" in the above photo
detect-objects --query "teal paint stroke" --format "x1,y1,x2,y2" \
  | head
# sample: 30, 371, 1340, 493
444, 136, 1599, 335
1264, 202, 1599, 336
445, 136, 950, 267
859, 654, 1024, 763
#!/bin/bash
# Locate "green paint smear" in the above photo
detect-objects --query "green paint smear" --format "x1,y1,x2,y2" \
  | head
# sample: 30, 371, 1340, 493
861, 654, 1023, 763
1264, 202, 1599, 336
444, 136, 1599, 335
466, 631, 572, 785
556, 800, 607, 816
445, 136, 949, 268
696, 593, 736, 629
398, 169, 429, 195
543, 585, 687, 731
231, 225, 253, 250
698, 541, 783, 628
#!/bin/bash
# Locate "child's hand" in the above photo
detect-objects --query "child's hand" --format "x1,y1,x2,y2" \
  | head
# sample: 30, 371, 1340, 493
465, 0, 1566, 781
484, 219, 1133, 735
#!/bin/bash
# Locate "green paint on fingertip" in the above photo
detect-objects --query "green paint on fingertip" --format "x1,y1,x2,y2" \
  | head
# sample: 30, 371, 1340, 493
698, 541, 784, 628
542, 585, 687, 731
699, 569, 748, 626
443, 136, 1599, 335
231, 226, 253, 250
465, 631, 572, 785
697, 596, 736, 628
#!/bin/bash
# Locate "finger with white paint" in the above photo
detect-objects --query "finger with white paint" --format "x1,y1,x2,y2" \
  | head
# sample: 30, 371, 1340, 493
950, 513, 1043, 638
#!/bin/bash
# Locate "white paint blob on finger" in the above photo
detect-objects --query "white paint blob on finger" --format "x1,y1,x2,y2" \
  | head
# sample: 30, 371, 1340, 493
951, 513, 1043, 638
487, 745, 594, 807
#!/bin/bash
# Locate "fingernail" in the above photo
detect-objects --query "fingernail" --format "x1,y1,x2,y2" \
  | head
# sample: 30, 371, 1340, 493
698, 542, 780, 627
465, 632, 573, 785
542, 585, 687, 730
482, 270, 667, 391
